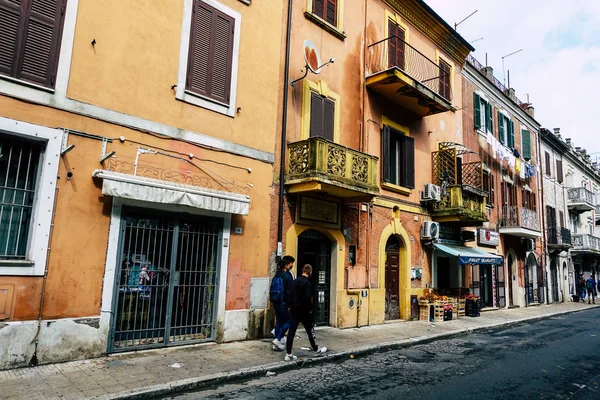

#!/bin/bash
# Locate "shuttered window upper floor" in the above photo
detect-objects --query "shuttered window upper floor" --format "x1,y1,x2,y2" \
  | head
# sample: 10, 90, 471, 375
0, 0, 67, 89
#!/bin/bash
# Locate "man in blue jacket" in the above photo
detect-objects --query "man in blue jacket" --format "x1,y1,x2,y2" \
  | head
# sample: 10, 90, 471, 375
284, 264, 327, 361
271, 256, 295, 350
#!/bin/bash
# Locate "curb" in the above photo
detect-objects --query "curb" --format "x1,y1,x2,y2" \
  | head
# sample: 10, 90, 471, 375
98, 306, 597, 399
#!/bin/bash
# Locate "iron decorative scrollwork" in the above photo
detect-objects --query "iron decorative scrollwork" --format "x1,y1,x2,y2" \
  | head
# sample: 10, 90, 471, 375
351, 155, 369, 183
327, 146, 346, 177
288, 142, 309, 175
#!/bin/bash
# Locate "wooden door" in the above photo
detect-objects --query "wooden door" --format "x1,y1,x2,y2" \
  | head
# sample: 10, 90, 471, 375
297, 230, 331, 326
385, 251, 400, 320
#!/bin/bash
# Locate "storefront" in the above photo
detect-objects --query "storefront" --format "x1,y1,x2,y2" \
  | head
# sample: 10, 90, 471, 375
433, 243, 503, 309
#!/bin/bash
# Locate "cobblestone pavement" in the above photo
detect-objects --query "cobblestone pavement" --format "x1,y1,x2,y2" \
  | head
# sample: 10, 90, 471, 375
0, 302, 597, 399
170, 308, 600, 400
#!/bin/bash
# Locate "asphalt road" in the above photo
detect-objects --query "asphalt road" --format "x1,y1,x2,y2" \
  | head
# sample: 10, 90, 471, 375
162, 308, 600, 400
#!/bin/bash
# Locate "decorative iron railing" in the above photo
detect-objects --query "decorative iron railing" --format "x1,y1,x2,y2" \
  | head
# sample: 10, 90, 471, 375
286, 137, 378, 192
431, 149, 484, 193
501, 206, 539, 231
567, 187, 594, 205
547, 226, 572, 246
571, 234, 600, 252
367, 35, 452, 102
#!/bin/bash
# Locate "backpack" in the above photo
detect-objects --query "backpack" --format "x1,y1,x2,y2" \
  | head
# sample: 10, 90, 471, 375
269, 276, 284, 304
586, 279, 594, 290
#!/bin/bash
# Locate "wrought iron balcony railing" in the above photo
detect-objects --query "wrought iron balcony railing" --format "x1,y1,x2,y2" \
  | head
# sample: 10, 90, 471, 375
567, 187, 594, 206
571, 233, 600, 252
286, 137, 378, 196
547, 226, 572, 246
500, 206, 539, 231
367, 35, 452, 102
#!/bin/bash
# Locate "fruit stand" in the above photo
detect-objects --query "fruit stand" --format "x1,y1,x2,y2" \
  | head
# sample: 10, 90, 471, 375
419, 292, 478, 321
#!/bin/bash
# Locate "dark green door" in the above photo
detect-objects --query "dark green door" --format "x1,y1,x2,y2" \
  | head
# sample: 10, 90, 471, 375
297, 230, 331, 326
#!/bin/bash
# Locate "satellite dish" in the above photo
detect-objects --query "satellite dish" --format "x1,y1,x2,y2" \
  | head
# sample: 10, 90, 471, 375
303, 39, 321, 74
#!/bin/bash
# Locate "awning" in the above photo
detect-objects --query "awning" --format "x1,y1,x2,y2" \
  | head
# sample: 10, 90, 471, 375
93, 170, 250, 215
434, 243, 503, 265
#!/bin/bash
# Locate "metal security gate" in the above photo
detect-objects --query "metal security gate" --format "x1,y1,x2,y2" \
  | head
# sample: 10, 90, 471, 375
109, 208, 222, 352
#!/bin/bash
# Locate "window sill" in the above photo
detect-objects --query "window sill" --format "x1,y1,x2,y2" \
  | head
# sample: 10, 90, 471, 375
0, 259, 35, 267
0, 74, 55, 93
304, 12, 346, 41
382, 182, 411, 196
238, 0, 251, 4
176, 90, 234, 117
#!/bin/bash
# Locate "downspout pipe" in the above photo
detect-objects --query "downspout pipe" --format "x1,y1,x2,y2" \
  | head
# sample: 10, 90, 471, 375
277, 0, 293, 260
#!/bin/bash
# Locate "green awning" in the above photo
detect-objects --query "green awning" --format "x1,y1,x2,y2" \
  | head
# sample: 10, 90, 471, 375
434, 243, 503, 265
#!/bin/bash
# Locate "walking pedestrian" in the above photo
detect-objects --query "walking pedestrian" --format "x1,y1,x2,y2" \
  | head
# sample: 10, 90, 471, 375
284, 264, 327, 361
270, 256, 295, 350
586, 273, 596, 304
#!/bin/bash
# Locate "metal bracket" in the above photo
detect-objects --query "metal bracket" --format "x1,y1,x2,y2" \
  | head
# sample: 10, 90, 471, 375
100, 137, 115, 163
60, 129, 76, 156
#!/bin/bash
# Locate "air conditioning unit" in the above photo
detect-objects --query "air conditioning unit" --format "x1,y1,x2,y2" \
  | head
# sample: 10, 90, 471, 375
420, 183, 441, 202
421, 221, 440, 241
523, 238, 535, 251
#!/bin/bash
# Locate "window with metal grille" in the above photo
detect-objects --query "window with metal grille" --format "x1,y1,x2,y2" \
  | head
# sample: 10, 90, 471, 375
0, 0, 67, 88
312, 0, 337, 26
382, 125, 415, 189
438, 59, 451, 101
186, 0, 234, 104
0, 135, 41, 260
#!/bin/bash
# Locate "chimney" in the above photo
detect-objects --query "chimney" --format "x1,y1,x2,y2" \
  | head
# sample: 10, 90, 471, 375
482, 66, 494, 81
527, 105, 535, 118
565, 138, 572, 147
508, 88, 516, 101
553, 128, 560, 136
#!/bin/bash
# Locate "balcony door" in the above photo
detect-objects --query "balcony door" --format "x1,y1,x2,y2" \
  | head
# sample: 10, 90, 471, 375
388, 21, 405, 70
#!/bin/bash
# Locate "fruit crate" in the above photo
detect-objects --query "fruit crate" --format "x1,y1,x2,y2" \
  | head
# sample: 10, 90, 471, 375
457, 298, 466, 318
420, 302, 449, 322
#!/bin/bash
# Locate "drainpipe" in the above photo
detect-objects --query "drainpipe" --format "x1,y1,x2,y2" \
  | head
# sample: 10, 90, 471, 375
30, 186, 59, 366
276, 0, 293, 260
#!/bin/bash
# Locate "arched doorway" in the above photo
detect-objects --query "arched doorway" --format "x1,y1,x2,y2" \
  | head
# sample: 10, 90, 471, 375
525, 252, 537, 304
297, 229, 332, 326
507, 253, 515, 306
385, 236, 401, 320
550, 259, 559, 302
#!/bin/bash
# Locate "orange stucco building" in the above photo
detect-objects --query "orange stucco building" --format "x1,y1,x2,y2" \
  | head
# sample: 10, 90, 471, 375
0, 0, 282, 369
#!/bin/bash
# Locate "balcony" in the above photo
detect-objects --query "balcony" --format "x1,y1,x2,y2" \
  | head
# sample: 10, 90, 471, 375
366, 35, 455, 117
571, 233, 600, 254
499, 206, 541, 238
430, 145, 487, 226
285, 137, 379, 202
547, 226, 572, 251
567, 187, 595, 212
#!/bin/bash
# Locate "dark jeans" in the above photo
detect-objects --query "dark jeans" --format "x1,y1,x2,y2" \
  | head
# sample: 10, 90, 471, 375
286, 310, 318, 354
273, 302, 290, 340
587, 288, 596, 303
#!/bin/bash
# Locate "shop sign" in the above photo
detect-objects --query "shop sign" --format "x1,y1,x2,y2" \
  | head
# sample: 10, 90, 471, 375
438, 225, 461, 245
297, 196, 341, 228
478, 229, 499, 247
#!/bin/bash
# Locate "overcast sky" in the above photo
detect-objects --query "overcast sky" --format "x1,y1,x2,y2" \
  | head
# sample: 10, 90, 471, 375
425, 0, 598, 161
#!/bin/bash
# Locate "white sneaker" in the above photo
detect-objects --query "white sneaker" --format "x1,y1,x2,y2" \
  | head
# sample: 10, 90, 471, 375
313, 347, 327, 355
272, 340, 285, 351
284, 353, 297, 361
270, 328, 275, 337
280, 337, 287, 345
272, 338, 280, 345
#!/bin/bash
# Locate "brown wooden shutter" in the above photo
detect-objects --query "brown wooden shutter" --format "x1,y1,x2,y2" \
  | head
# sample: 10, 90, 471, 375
325, 0, 337, 26
313, 0, 325, 19
545, 151, 551, 176
0, 0, 21, 77
187, 0, 234, 104
403, 135, 415, 189
0, 0, 65, 88
382, 125, 391, 183
387, 21, 405, 69
322, 97, 335, 141
556, 159, 563, 183
309, 91, 323, 138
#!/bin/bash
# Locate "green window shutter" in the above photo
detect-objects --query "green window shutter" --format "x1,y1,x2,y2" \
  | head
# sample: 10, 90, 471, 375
522, 130, 531, 160
473, 93, 481, 130
486, 102, 493, 133
508, 120, 515, 148
498, 112, 504, 144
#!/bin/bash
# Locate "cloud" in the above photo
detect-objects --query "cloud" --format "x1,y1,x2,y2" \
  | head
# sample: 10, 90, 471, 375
425, 0, 598, 158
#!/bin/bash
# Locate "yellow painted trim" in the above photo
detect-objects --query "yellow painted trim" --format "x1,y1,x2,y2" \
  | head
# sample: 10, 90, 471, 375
301, 79, 341, 143
384, 9, 410, 43
435, 49, 455, 104
285, 223, 346, 327
377, 218, 413, 320
382, 182, 412, 196
306, 0, 345, 32
373, 198, 425, 214
382, 116, 409, 136
287, 181, 322, 193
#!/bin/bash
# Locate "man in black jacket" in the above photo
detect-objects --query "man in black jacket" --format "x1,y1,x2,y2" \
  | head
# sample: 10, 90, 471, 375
284, 264, 327, 361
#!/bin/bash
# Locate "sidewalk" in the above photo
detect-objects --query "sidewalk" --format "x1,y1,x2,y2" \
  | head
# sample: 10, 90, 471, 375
1, 302, 597, 400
